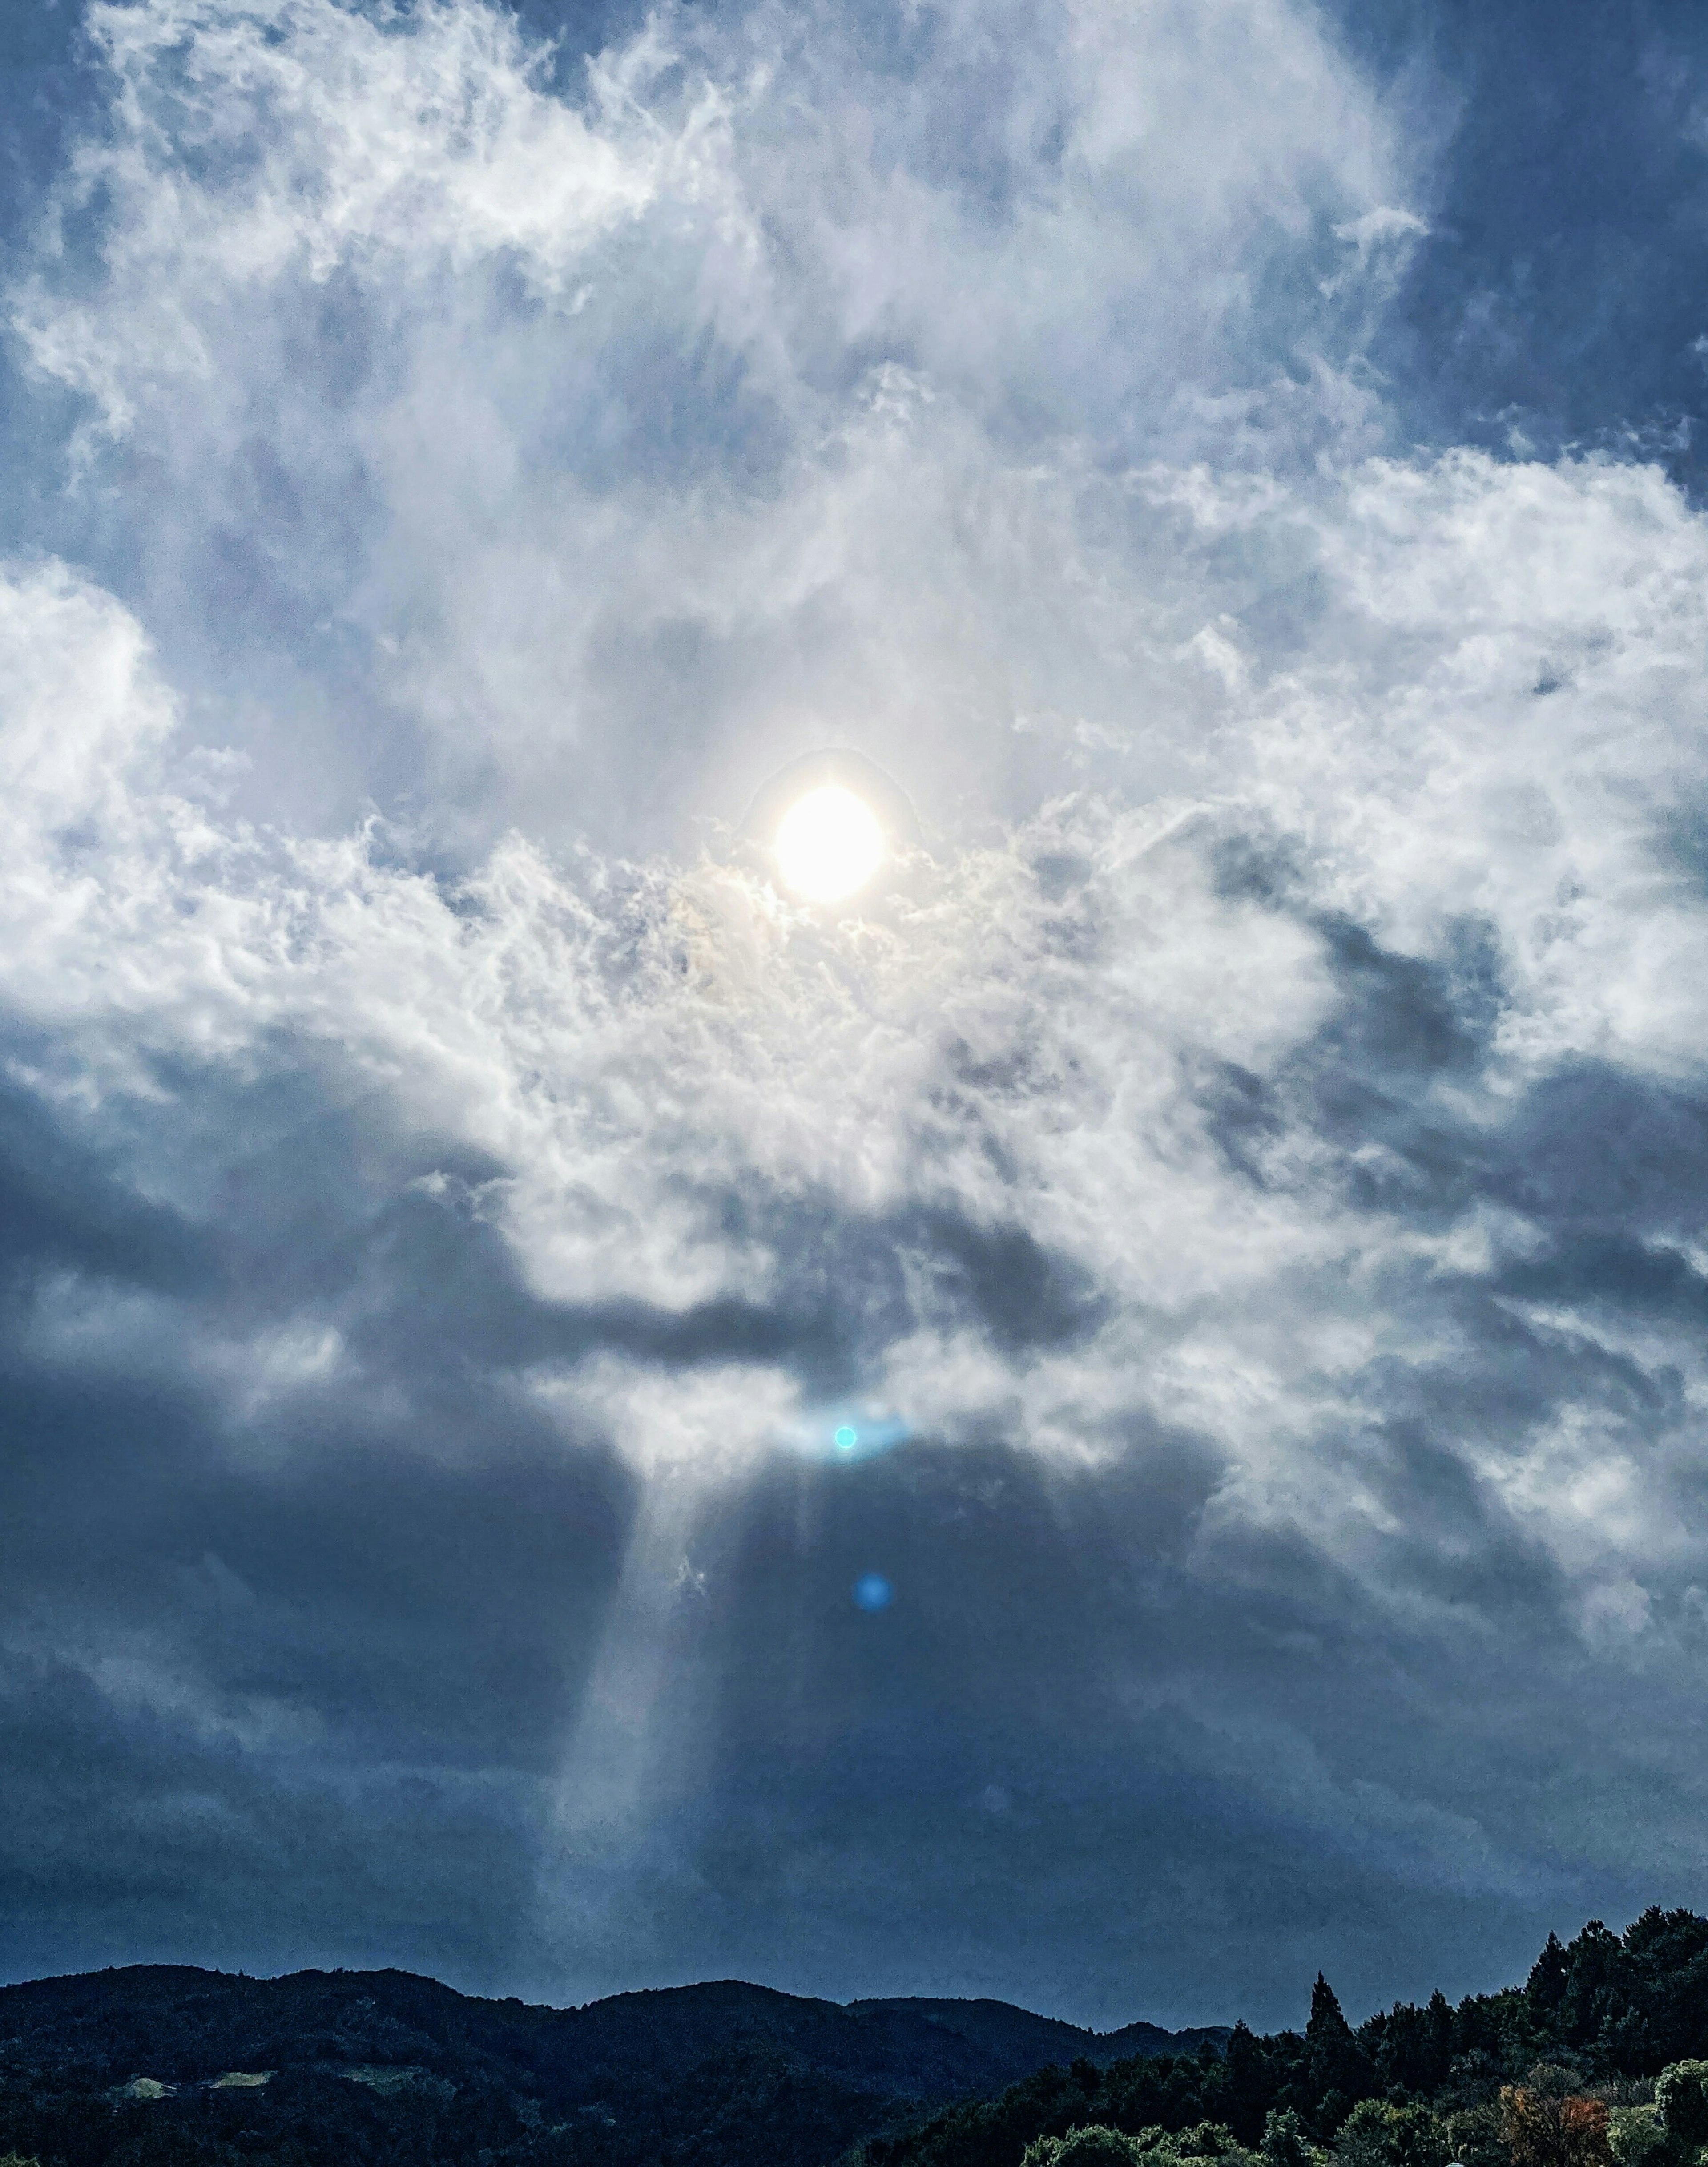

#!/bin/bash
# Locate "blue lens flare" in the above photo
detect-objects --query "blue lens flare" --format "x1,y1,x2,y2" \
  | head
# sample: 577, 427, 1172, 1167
854, 1573, 893, 1612
807, 1411, 909, 1461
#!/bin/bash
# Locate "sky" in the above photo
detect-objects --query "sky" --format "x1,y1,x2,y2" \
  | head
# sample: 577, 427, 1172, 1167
4, 0, 1708, 2037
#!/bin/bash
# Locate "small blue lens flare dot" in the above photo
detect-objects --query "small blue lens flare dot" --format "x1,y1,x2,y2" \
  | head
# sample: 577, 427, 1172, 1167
854, 1572, 893, 1612
834, 1424, 858, 1450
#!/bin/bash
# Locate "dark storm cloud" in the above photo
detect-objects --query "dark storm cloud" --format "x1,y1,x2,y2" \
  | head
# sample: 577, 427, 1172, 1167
0, 1636, 551, 1988
559, 1429, 1672, 2025
1489, 1065, 1708, 1235
1199, 852, 1509, 1221
0, 1061, 618, 1987
0, 1069, 211, 1295
0, 929, 1705, 2022
0, 1040, 1122, 2000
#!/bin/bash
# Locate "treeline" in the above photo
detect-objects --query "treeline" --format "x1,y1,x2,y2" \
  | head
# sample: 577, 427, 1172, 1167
856, 1910, 1708, 2167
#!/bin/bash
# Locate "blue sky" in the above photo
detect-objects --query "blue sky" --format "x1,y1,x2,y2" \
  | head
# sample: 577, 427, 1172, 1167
3, 0, 1708, 2034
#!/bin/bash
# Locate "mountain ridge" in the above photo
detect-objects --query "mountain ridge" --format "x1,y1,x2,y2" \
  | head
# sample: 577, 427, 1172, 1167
0, 1960, 1225, 2167
0, 1962, 1225, 2086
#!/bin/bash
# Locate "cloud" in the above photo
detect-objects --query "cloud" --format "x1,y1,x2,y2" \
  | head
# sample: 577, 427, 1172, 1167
3, 0, 1708, 2029
8, 0, 1416, 851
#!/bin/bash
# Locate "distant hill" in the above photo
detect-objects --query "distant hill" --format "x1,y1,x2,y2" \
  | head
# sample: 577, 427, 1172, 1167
848, 2000, 1226, 2076
0, 1962, 1224, 2167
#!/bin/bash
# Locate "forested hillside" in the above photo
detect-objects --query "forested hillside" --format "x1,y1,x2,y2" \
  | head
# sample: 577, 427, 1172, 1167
0, 1961, 1215, 2167
858, 1909, 1708, 2167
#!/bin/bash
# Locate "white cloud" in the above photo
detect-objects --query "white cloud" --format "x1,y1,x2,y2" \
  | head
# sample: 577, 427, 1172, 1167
8, 0, 1708, 1977
8, 0, 1417, 852
4, 430, 1708, 1636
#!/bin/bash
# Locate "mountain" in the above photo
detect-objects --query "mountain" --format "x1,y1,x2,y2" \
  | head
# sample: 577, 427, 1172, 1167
0, 1962, 1224, 2167
848, 2002, 1226, 2076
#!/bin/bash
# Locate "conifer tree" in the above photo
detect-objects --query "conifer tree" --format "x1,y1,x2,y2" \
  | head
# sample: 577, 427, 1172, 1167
1306, 1975, 1369, 2110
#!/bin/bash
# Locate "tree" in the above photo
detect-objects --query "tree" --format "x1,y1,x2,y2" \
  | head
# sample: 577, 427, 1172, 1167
1426, 1989, 1455, 2075
1335, 2100, 1448, 2167
1607, 2105, 1673, 2167
1655, 2063, 1708, 2149
1308, 1978, 1371, 2115
1443, 2103, 1509, 2167
1619, 1911, 1708, 2070
1225, 2025, 1277, 2143
1557, 1925, 1626, 2053
1499, 2082, 1612, 2167
1373, 1994, 1458, 2097
1265, 2110, 1320, 2167
1337, 2102, 1401, 2167
1528, 1939, 1571, 2019
1022, 2131, 1146, 2167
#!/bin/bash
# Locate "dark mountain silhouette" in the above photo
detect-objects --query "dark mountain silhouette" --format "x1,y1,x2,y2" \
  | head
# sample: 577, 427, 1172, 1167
846, 2001, 1218, 2075
0, 1961, 1225, 2167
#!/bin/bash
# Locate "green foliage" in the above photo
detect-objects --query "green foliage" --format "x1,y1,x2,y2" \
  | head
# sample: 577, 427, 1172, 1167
1145, 2122, 1260, 2167
1441, 2103, 1507, 2167
1607, 2104, 1673, 2167
1022, 2131, 1147, 2167
1262, 2109, 1320, 2167
1020, 2122, 1264, 2167
1656, 2065, 1708, 2150
1333, 2101, 1447, 2167
1335, 2102, 1400, 2167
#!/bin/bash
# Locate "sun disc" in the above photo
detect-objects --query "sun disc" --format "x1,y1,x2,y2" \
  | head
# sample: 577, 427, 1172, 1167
774, 785, 885, 902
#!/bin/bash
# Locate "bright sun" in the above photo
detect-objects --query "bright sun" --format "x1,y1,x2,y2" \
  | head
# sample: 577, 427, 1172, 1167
774, 785, 886, 903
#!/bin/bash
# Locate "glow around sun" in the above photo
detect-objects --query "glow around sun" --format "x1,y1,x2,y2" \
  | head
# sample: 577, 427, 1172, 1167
774, 785, 886, 902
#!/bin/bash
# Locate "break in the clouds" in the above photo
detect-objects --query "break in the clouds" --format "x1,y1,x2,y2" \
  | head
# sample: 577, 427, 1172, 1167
4, 0, 1708, 2034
